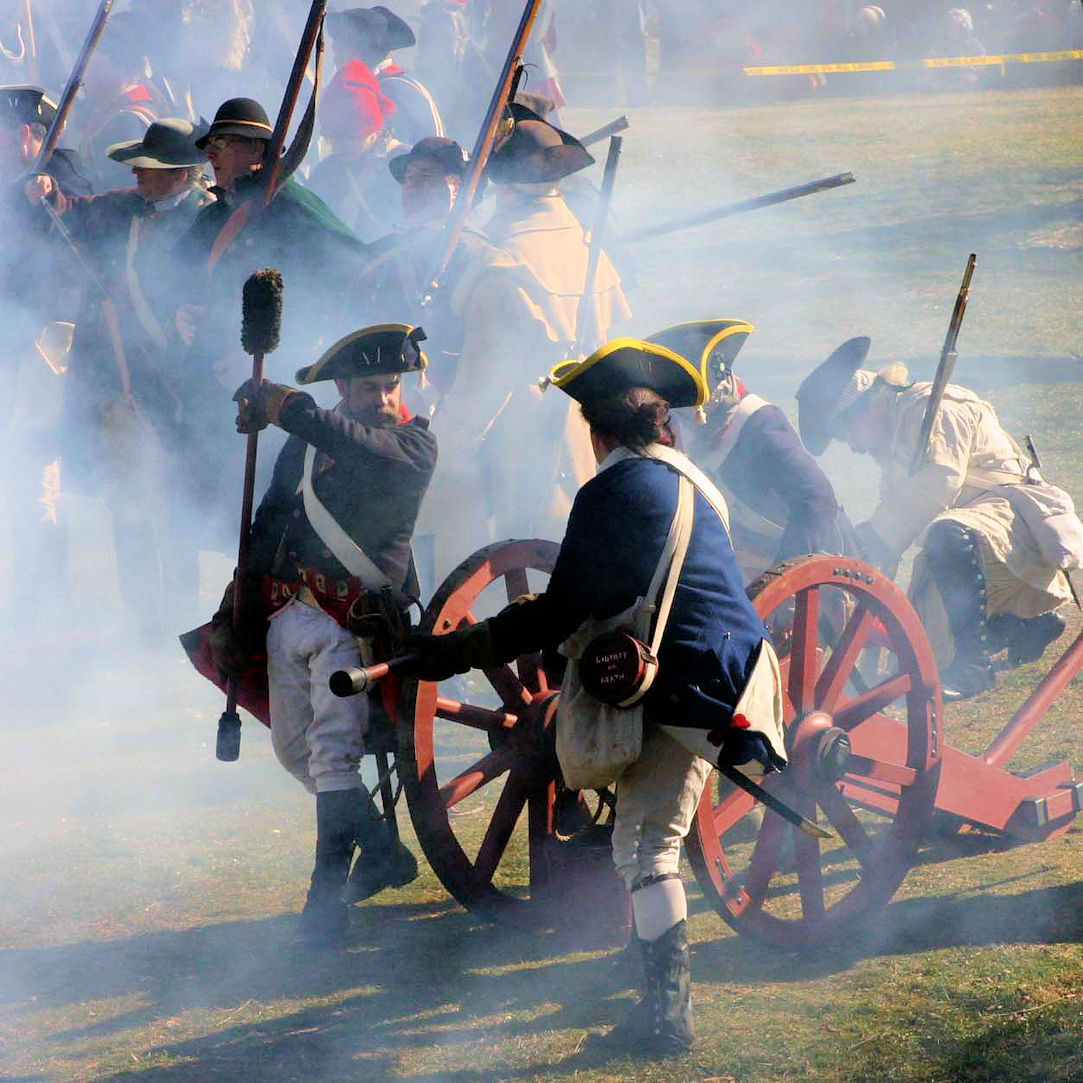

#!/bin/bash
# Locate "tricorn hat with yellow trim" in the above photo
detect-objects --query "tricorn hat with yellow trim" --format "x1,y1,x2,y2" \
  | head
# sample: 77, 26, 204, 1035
548, 337, 708, 410
646, 319, 755, 388
296, 324, 428, 384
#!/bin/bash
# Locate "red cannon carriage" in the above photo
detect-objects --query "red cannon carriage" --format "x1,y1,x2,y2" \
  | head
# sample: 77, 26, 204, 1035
327, 541, 1083, 947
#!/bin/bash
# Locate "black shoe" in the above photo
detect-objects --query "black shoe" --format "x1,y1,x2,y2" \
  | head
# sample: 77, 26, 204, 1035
344, 841, 419, 904
295, 790, 358, 946
941, 659, 996, 703
583, 922, 695, 1058
1009, 611, 1066, 666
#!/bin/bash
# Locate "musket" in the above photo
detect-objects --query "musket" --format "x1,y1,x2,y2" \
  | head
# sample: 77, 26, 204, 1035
624, 171, 856, 245
420, 0, 544, 305
570, 134, 623, 358
911, 254, 977, 473
33, 0, 113, 174
580, 115, 628, 149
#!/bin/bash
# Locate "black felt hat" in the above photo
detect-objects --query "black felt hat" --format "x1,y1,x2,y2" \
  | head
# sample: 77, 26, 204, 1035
548, 337, 708, 411
195, 98, 273, 149
108, 117, 208, 168
795, 336, 873, 456
646, 319, 755, 388
0, 85, 57, 128
328, 6, 416, 54
296, 324, 428, 384
488, 102, 593, 184
388, 137, 467, 183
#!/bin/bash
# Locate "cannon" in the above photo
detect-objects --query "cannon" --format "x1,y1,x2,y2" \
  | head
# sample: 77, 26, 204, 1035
332, 542, 1080, 947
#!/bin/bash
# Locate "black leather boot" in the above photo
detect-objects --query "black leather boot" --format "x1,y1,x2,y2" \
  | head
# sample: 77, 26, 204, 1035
343, 786, 419, 904
297, 789, 357, 946
583, 921, 694, 1058
989, 611, 1067, 668
924, 521, 995, 702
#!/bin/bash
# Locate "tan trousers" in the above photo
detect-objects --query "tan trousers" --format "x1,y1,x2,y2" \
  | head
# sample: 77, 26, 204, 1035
611, 723, 713, 890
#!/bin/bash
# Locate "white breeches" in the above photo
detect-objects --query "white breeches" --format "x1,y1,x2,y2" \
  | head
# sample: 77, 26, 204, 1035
266, 599, 369, 794
611, 723, 713, 891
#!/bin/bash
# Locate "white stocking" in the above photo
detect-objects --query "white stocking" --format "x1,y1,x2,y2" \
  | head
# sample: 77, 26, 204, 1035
632, 877, 687, 942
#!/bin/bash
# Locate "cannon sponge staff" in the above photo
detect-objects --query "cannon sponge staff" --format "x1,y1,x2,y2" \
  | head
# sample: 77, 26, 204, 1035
796, 338, 1071, 701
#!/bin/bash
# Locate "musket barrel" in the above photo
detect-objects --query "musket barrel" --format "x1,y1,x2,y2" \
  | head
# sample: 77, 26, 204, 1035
581, 115, 629, 148
625, 171, 857, 244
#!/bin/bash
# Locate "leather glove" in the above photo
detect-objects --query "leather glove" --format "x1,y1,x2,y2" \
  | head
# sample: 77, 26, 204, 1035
233, 378, 298, 434
718, 729, 787, 774
208, 577, 265, 678
399, 622, 498, 682
854, 520, 898, 577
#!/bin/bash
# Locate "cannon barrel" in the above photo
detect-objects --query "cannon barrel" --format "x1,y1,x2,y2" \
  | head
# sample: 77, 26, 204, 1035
330, 655, 417, 697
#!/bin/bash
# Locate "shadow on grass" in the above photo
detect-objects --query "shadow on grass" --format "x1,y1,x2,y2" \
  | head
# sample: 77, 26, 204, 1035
0, 898, 638, 1082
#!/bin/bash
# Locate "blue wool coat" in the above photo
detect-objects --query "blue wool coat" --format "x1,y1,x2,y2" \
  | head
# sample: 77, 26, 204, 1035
490, 455, 770, 729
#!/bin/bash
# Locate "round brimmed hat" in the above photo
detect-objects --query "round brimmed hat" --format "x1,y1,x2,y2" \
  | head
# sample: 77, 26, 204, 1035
328, 6, 416, 54
548, 337, 708, 411
487, 102, 593, 185
0, 85, 57, 128
107, 117, 208, 168
388, 136, 467, 183
195, 98, 273, 149
646, 319, 755, 388
296, 324, 428, 384
795, 336, 873, 455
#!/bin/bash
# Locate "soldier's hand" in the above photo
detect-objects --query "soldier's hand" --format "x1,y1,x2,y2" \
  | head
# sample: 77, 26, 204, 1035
232, 379, 298, 434
399, 623, 498, 682
718, 728, 787, 774
24, 173, 54, 203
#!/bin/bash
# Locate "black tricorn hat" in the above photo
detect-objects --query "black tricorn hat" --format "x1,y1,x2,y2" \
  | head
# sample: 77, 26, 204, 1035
795, 336, 873, 456
296, 324, 428, 384
388, 136, 467, 183
548, 337, 708, 411
488, 102, 593, 184
647, 319, 755, 388
108, 117, 208, 168
328, 6, 416, 54
195, 98, 273, 149
0, 84, 57, 128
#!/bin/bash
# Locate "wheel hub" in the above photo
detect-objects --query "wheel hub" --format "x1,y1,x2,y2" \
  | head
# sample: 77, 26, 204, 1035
788, 711, 852, 788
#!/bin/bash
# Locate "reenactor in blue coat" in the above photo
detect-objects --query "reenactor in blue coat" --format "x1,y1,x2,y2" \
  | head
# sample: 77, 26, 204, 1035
204, 325, 438, 945
648, 319, 855, 582
402, 338, 785, 1056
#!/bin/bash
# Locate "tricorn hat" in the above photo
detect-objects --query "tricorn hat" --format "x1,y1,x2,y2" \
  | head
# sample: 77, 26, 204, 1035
328, 6, 416, 55
195, 98, 273, 149
296, 323, 428, 384
0, 85, 57, 128
108, 117, 208, 168
548, 337, 708, 411
487, 102, 593, 184
795, 336, 873, 455
646, 319, 755, 389
388, 136, 467, 183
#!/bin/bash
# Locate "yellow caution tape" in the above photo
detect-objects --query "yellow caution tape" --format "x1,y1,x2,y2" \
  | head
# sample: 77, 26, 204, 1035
745, 49, 1083, 77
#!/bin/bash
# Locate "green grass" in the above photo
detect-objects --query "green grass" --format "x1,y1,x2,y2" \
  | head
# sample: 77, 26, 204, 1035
2, 87, 1083, 1082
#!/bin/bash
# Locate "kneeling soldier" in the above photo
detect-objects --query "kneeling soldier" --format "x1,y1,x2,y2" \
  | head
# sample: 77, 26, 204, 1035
211, 325, 437, 944
797, 337, 1072, 701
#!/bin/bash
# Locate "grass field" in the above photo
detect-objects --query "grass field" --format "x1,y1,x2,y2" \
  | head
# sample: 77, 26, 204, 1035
2, 86, 1082, 1082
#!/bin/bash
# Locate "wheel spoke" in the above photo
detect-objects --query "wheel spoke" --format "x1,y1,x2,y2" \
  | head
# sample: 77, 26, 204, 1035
789, 587, 821, 713
833, 672, 912, 731
435, 696, 518, 733
815, 604, 875, 714
743, 804, 784, 906
845, 754, 918, 788
794, 823, 826, 921
474, 774, 529, 881
816, 784, 875, 873
440, 745, 517, 809
714, 785, 757, 836
504, 566, 531, 604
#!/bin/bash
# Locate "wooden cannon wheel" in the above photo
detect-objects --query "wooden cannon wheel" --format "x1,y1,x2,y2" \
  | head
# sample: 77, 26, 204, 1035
686, 555, 943, 948
397, 539, 593, 920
